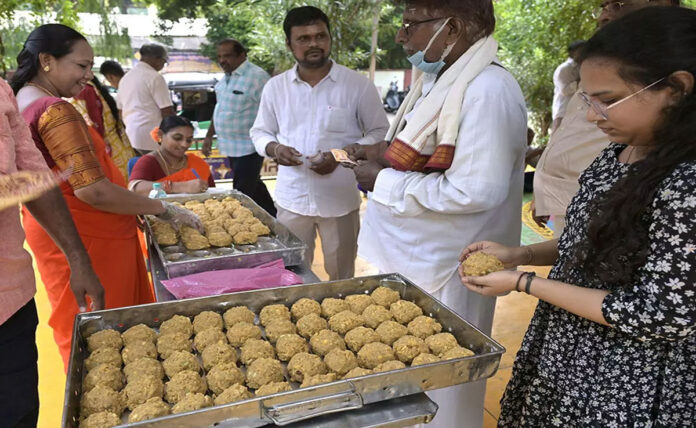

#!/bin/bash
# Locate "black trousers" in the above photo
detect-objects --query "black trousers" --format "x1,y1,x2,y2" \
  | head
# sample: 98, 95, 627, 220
524, 171, 535, 193
229, 152, 277, 217
0, 299, 39, 428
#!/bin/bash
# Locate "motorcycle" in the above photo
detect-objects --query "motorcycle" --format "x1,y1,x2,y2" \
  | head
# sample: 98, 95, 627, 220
383, 81, 407, 113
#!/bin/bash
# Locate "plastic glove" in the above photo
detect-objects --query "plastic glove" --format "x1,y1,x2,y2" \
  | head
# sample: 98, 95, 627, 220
157, 201, 204, 233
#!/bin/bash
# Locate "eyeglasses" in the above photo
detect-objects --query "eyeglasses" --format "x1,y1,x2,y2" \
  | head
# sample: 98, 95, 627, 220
579, 77, 665, 120
592, 1, 653, 19
400, 17, 446, 37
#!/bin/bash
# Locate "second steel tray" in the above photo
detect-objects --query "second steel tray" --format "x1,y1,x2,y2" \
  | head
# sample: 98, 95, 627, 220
63, 274, 504, 427
145, 190, 306, 278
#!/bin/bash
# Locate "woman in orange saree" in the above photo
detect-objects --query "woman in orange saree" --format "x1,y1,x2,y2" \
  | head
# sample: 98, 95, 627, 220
129, 115, 214, 195
12, 24, 202, 369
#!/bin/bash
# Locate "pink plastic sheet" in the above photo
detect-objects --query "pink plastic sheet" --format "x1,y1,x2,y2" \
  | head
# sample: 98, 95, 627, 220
161, 259, 303, 299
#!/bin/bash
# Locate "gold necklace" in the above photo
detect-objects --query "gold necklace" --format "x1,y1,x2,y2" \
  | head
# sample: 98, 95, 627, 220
157, 150, 186, 175
27, 82, 58, 97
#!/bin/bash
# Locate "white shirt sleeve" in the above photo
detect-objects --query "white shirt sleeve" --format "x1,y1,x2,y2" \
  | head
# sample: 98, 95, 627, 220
151, 74, 173, 109
552, 60, 579, 119
251, 82, 280, 157
354, 81, 390, 146
371, 73, 527, 217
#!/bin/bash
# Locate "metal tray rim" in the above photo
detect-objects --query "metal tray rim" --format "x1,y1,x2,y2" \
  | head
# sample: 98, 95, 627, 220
145, 189, 307, 277
63, 273, 505, 427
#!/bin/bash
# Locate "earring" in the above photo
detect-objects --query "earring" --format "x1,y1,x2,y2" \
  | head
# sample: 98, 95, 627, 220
43, 65, 50, 72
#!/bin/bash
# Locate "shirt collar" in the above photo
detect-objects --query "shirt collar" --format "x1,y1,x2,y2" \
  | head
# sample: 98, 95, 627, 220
290, 59, 338, 84
228, 60, 249, 77
137, 61, 156, 72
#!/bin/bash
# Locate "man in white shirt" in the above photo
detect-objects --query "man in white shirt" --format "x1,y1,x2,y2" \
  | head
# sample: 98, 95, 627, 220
117, 44, 175, 155
346, 1, 527, 426
550, 41, 583, 133
251, 6, 389, 281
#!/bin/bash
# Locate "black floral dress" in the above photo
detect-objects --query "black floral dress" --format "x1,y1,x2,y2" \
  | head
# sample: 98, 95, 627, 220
498, 144, 696, 427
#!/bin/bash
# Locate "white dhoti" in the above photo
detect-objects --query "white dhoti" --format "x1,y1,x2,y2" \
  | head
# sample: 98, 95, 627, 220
357, 35, 526, 428
416, 274, 497, 428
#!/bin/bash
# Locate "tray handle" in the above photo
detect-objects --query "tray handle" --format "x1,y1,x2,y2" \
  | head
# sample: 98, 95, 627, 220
261, 389, 364, 426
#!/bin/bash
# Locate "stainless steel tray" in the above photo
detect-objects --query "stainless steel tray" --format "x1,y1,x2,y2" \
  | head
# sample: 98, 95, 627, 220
145, 190, 306, 278
63, 274, 504, 427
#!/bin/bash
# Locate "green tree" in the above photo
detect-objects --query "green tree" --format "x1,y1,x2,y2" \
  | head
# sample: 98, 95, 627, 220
0, 0, 132, 76
84, 0, 133, 60
0, 0, 80, 75
493, 0, 696, 143
0, 17, 33, 76
493, 0, 596, 143
348, 1, 410, 70
140, 0, 218, 21
157, 0, 386, 73
373, 3, 410, 70
201, 1, 292, 73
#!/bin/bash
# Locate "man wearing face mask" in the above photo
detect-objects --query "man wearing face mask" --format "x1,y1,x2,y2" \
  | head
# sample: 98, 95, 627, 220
251, 6, 389, 281
346, 1, 527, 426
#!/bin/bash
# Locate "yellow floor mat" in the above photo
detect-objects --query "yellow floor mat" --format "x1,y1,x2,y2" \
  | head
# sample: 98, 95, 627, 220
521, 200, 555, 240
30, 252, 66, 427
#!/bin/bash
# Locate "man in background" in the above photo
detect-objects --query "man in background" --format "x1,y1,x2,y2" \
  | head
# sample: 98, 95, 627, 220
99, 60, 125, 89
0, 78, 103, 428
533, 0, 681, 236
117, 44, 175, 156
202, 39, 275, 216
550, 40, 584, 133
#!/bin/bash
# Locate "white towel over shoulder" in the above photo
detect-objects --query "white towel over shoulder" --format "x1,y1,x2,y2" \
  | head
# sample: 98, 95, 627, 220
385, 36, 499, 171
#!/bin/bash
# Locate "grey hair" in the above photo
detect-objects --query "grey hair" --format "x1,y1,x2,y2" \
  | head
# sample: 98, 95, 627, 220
139, 44, 167, 59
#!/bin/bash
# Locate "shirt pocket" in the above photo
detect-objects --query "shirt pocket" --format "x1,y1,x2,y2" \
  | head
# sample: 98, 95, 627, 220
225, 88, 251, 113
323, 105, 351, 133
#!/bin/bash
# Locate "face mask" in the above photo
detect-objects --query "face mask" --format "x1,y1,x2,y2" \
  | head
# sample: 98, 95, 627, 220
407, 17, 455, 74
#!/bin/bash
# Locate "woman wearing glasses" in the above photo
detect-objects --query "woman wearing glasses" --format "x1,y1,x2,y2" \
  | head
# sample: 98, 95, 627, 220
460, 7, 695, 426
